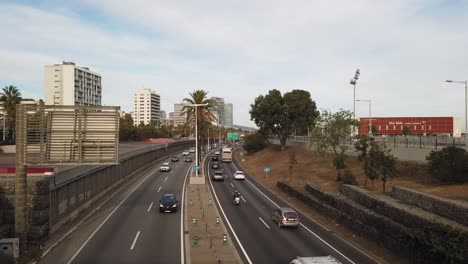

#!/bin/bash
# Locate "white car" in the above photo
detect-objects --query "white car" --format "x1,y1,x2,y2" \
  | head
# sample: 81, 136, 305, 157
214, 151, 220, 155
233, 171, 245, 180
182, 150, 190, 156
160, 162, 171, 172
189, 147, 195, 153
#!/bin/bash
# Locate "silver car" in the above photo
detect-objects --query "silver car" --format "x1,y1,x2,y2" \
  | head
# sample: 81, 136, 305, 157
212, 170, 224, 181
272, 207, 299, 227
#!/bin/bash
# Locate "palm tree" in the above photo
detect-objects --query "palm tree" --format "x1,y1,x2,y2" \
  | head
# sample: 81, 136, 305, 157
0, 85, 22, 142
181, 90, 217, 157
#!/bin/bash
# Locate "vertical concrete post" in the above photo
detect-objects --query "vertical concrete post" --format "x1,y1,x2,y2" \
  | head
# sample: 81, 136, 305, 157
15, 104, 28, 244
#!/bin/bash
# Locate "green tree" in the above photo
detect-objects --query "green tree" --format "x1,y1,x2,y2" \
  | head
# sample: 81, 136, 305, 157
243, 132, 269, 153
119, 114, 137, 141
311, 110, 358, 181
379, 148, 397, 192
0, 85, 22, 142
403, 126, 411, 137
371, 125, 378, 135
250, 89, 319, 151
426, 146, 468, 183
354, 134, 372, 187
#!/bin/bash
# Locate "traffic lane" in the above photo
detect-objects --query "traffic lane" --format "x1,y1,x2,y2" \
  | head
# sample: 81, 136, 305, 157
230, 156, 378, 264
70, 159, 190, 264
131, 160, 189, 263
211, 168, 328, 264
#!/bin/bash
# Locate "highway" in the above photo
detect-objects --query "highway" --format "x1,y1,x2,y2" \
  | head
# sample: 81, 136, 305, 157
39, 152, 192, 264
207, 148, 378, 264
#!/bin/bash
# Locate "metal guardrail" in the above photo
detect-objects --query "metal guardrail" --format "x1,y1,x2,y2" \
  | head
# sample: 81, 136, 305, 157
49, 140, 193, 231
275, 135, 467, 150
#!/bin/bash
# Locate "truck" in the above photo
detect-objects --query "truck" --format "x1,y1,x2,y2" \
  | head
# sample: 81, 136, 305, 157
221, 147, 232, 163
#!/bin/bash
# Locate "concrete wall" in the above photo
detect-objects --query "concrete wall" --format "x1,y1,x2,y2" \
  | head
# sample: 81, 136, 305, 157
391, 186, 468, 227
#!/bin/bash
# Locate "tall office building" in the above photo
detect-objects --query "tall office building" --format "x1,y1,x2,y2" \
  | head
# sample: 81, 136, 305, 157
174, 103, 187, 127
210, 97, 225, 126
224, 103, 233, 128
133, 89, 161, 126
44, 61, 102, 106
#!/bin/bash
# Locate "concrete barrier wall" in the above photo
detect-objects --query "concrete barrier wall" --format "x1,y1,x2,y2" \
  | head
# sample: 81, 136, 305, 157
391, 186, 468, 226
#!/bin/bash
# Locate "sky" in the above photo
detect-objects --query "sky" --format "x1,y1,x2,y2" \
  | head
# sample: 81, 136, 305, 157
0, 0, 468, 129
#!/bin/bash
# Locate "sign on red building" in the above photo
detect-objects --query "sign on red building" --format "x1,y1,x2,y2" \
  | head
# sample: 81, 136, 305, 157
358, 117, 461, 136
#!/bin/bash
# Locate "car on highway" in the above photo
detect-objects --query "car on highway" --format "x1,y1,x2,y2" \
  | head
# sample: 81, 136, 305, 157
233, 170, 245, 180
159, 193, 178, 213
212, 162, 220, 169
171, 156, 179, 162
272, 207, 299, 227
183, 150, 190, 156
289, 256, 341, 264
212, 170, 224, 181
185, 157, 193, 162
211, 155, 219, 161
189, 147, 195, 153
214, 150, 220, 155
160, 162, 171, 172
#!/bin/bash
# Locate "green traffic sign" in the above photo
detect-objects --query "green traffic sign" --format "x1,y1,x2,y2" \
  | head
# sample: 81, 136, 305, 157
227, 132, 238, 140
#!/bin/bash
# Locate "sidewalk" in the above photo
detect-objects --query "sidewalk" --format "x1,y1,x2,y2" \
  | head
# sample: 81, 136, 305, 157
185, 175, 241, 263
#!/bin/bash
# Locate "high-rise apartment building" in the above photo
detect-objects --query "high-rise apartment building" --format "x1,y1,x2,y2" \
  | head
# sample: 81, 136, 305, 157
133, 89, 161, 126
210, 97, 225, 126
44, 61, 102, 106
174, 103, 187, 127
224, 103, 233, 128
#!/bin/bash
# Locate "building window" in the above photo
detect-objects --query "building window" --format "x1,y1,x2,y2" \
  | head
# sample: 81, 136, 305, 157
379, 125, 381, 130
414, 125, 416, 130
393, 126, 395, 130
386, 125, 388, 130
429, 126, 432, 130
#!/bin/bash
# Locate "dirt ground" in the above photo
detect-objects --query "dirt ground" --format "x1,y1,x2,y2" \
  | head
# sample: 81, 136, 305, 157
237, 145, 468, 264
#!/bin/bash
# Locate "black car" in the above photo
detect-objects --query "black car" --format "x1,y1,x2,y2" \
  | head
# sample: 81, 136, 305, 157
159, 194, 178, 213
171, 156, 179, 162
185, 157, 193, 162
212, 155, 219, 161
212, 162, 220, 169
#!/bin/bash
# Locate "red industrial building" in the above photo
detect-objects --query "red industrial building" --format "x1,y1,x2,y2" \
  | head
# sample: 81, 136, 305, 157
358, 117, 460, 136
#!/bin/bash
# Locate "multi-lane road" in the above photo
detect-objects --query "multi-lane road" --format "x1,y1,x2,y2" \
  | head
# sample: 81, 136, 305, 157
208, 147, 378, 264
39, 153, 192, 264
39, 147, 378, 264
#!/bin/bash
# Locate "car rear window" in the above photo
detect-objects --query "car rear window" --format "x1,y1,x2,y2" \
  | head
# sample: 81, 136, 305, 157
283, 212, 297, 218
214, 171, 223, 175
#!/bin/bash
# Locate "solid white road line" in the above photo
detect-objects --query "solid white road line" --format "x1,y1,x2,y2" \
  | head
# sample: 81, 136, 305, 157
241, 196, 246, 203
130, 231, 141, 250
66, 167, 160, 264
231, 162, 355, 264
147, 202, 153, 212
157, 186, 162, 193
180, 164, 191, 264
258, 217, 270, 229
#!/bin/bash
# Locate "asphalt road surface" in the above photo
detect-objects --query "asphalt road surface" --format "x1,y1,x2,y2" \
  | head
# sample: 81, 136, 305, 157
39, 152, 192, 264
207, 148, 379, 264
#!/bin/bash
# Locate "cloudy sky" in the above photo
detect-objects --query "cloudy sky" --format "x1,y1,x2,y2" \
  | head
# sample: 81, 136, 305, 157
1, 0, 467, 128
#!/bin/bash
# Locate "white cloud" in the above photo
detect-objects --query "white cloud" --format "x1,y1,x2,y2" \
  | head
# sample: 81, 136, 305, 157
0, 1, 467, 128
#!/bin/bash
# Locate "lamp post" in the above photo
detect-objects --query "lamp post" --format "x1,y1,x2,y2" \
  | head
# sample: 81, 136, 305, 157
446, 80, 467, 149
356, 99, 372, 135
186, 103, 208, 176
350, 69, 361, 119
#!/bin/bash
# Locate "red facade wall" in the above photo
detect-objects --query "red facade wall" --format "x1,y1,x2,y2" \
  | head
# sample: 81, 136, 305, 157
358, 117, 454, 135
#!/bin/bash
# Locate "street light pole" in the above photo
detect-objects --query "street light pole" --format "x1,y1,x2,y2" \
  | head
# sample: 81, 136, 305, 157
446, 80, 468, 149
186, 103, 208, 176
356, 99, 372, 135
350, 69, 361, 119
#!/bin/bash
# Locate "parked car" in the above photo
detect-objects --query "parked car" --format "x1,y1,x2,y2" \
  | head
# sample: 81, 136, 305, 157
171, 156, 179, 162
183, 150, 190, 156
211, 155, 219, 161
212, 162, 220, 169
159, 193, 178, 213
272, 207, 299, 227
185, 157, 193, 162
212, 170, 224, 181
233, 170, 245, 180
160, 162, 171, 172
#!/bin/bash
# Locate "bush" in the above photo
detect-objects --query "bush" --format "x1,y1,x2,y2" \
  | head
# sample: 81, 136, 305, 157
341, 169, 357, 185
426, 146, 468, 183
243, 132, 269, 153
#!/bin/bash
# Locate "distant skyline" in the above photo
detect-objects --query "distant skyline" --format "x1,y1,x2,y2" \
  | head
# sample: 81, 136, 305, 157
0, 1, 467, 129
